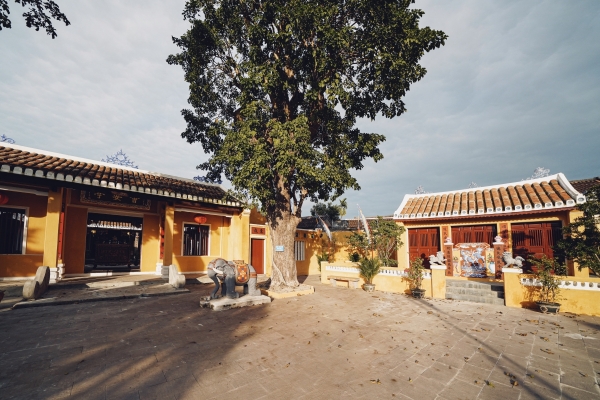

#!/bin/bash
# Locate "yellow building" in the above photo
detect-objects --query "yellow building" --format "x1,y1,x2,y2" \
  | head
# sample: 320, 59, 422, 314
0, 143, 263, 280
393, 173, 588, 278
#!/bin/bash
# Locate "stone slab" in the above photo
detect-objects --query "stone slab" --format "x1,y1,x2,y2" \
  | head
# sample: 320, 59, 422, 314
199, 294, 271, 311
261, 285, 315, 299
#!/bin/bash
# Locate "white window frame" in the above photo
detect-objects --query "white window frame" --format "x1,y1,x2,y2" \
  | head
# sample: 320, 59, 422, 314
181, 222, 211, 256
0, 205, 29, 255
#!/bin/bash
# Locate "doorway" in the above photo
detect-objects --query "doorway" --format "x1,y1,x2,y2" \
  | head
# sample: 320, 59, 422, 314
85, 213, 143, 272
251, 238, 265, 274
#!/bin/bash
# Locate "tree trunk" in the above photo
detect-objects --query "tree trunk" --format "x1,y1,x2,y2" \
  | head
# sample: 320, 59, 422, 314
268, 211, 301, 290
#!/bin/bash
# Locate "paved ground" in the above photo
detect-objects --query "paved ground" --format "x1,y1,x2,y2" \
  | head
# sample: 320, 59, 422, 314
1, 275, 599, 399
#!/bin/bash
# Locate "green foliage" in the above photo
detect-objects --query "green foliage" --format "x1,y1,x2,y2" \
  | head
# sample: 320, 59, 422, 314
358, 257, 381, 285
346, 216, 405, 267
556, 185, 600, 276
316, 238, 333, 271
0, 0, 70, 38
406, 257, 425, 290
310, 198, 347, 224
529, 255, 567, 304
167, 0, 447, 222
371, 216, 405, 267
348, 252, 360, 262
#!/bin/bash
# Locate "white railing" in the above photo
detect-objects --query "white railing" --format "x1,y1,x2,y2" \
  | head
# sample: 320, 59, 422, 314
520, 277, 600, 292
324, 265, 430, 279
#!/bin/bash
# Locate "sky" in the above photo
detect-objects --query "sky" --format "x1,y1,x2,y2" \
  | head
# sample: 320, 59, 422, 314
1, 0, 599, 218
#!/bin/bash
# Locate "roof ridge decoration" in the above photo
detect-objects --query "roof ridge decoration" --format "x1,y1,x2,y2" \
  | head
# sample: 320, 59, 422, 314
0, 143, 240, 207
394, 173, 585, 220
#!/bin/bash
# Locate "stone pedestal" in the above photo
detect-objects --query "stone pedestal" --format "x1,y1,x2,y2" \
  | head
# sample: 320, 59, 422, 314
199, 295, 271, 311
502, 267, 523, 308
430, 265, 447, 299
168, 265, 186, 289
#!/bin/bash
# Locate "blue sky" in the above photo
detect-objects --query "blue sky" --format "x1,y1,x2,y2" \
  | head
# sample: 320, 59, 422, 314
1, 1, 599, 217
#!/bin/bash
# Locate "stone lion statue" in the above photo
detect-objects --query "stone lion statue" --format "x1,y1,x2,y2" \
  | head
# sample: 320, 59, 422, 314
502, 252, 525, 268
429, 251, 446, 266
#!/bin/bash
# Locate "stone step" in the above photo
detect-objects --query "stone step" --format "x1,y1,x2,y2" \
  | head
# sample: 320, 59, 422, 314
445, 293, 505, 305
445, 287, 505, 298
446, 280, 504, 291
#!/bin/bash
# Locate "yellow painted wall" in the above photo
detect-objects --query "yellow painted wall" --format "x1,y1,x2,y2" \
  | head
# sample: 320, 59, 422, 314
295, 231, 354, 275
320, 263, 432, 297
504, 273, 600, 316
42, 189, 63, 268
141, 214, 160, 273
63, 206, 88, 275
0, 191, 48, 277
172, 211, 229, 273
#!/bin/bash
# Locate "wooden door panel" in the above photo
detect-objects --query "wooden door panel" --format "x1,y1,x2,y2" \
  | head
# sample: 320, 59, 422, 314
251, 239, 264, 274
408, 228, 440, 268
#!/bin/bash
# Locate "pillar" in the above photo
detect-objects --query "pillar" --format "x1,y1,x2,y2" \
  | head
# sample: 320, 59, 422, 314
43, 188, 63, 268
443, 238, 454, 276
493, 236, 505, 279
430, 264, 447, 299
502, 267, 523, 308
163, 204, 175, 266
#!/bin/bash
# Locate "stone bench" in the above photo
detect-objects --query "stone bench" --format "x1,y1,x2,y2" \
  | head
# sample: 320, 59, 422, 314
328, 275, 360, 289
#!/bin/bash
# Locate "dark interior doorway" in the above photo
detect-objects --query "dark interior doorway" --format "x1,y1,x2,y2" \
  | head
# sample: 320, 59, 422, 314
85, 213, 143, 272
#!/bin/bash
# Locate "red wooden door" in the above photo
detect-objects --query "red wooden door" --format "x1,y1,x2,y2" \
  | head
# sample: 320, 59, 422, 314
511, 222, 562, 269
408, 228, 440, 268
251, 239, 265, 274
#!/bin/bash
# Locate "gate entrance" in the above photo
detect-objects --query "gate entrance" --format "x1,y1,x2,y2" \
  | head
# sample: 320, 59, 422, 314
85, 213, 143, 272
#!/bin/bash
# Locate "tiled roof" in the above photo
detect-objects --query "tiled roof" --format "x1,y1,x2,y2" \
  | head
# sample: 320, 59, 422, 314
0, 144, 240, 206
570, 177, 600, 194
394, 173, 585, 220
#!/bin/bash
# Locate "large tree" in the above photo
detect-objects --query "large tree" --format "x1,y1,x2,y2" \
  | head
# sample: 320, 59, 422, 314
0, 0, 70, 38
168, 0, 446, 290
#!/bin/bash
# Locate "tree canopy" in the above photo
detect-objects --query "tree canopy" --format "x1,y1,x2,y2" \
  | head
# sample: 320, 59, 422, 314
0, 0, 70, 38
310, 198, 347, 224
556, 185, 600, 276
168, 0, 446, 288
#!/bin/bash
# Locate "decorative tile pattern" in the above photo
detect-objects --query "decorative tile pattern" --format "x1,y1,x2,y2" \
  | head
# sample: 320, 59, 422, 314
394, 173, 585, 220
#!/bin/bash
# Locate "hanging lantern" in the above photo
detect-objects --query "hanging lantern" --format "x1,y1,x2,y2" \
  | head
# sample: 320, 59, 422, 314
194, 215, 207, 224
0, 193, 9, 205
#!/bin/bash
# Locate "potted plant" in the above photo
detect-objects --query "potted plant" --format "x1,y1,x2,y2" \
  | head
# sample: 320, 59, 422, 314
406, 257, 426, 298
529, 255, 567, 314
358, 257, 381, 293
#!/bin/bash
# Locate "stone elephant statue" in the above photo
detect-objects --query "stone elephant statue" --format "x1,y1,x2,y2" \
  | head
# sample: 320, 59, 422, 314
207, 258, 261, 299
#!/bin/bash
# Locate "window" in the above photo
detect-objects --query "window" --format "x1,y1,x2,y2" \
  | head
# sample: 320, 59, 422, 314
183, 224, 209, 256
294, 241, 305, 261
0, 207, 27, 254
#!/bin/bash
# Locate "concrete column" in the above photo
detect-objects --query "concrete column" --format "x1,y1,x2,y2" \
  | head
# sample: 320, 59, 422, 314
163, 205, 175, 266
43, 188, 63, 268
430, 264, 447, 299
493, 236, 505, 280
502, 267, 523, 308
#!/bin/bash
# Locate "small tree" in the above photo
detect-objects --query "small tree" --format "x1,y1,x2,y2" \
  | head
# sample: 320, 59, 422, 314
346, 216, 404, 267
529, 255, 567, 304
556, 185, 600, 276
406, 257, 425, 290
371, 216, 405, 267
358, 257, 381, 285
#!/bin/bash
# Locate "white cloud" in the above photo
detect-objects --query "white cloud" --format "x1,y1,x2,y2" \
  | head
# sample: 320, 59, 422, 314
1, 0, 599, 216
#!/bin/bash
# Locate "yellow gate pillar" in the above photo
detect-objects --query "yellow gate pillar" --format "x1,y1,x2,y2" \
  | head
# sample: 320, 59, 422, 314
43, 188, 63, 268
430, 264, 447, 299
163, 205, 175, 267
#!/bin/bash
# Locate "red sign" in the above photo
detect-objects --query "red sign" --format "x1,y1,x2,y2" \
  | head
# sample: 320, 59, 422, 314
251, 227, 266, 235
